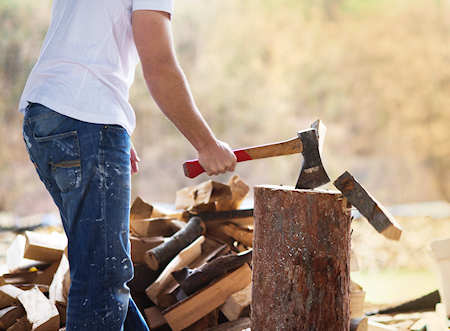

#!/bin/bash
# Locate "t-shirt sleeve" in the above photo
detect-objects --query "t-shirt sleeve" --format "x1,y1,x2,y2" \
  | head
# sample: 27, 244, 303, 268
132, 0, 173, 15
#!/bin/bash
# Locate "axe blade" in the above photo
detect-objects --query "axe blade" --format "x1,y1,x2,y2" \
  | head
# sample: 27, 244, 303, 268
295, 128, 330, 189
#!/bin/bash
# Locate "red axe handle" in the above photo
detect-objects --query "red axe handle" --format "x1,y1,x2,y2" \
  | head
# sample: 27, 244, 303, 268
183, 137, 303, 178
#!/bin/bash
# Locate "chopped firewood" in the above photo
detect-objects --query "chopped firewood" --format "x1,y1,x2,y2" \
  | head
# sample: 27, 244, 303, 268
34, 261, 60, 286
205, 317, 251, 331
0, 306, 26, 330
350, 281, 366, 318
6, 316, 32, 331
130, 236, 166, 264
131, 197, 185, 221
172, 250, 252, 296
184, 309, 218, 330
15, 285, 48, 293
146, 236, 205, 305
49, 254, 70, 305
215, 223, 253, 247
350, 317, 368, 331
163, 264, 252, 331
144, 217, 205, 271
367, 320, 398, 330
130, 217, 184, 238
216, 175, 249, 211
157, 239, 229, 308
175, 180, 232, 210
6, 235, 45, 273
17, 287, 60, 331
54, 302, 66, 328
1, 262, 59, 288
409, 318, 427, 331
220, 283, 251, 321
23, 231, 66, 263
0, 285, 24, 309
128, 264, 160, 294
190, 203, 217, 214
144, 306, 167, 329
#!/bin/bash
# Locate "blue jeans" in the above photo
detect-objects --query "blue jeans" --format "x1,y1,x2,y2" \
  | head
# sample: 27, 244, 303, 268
22, 103, 149, 331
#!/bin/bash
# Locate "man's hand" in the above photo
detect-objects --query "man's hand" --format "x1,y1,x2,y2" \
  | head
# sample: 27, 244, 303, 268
130, 143, 140, 175
198, 140, 237, 176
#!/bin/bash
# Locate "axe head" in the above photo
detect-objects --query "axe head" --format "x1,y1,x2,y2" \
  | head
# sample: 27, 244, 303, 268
295, 128, 330, 189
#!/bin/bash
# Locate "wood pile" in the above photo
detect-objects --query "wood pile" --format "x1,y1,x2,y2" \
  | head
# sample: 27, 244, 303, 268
0, 174, 448, 330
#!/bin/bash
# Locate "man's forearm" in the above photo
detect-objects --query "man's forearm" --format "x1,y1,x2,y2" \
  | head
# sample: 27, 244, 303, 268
143, 63, 217, 152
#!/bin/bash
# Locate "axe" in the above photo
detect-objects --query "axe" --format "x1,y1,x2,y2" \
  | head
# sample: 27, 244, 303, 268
183, 121, 330, 189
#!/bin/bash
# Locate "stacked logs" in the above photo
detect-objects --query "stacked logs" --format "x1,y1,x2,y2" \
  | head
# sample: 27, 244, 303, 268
128, 175, 254, 331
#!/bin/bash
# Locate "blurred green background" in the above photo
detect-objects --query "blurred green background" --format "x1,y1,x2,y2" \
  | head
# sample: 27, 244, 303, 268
0, 0, 449, 305
0, 0, 449, 213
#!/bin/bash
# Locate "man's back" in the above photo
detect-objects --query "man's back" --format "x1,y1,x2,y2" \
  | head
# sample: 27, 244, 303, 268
20, 0, 144, 135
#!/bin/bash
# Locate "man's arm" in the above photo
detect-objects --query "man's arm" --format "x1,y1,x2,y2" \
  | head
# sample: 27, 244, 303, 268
132, 10, 236, 176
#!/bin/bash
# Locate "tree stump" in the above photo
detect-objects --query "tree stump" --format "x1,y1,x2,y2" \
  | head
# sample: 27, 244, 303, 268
252, 185, 352, 331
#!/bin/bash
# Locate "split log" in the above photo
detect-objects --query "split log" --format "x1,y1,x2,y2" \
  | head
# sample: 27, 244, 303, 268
157, 239, 229, 308
175, 180, 232, 210
23, 231, 66, 263
163, 264, 252, 331
350, 317, 368, 331
216, 175, 249, 211
350, 281, 365, 318
146, 236, 205, 304
6, 235, 45, 273
367, 320, 397, 330
184, 309, 218, 330
130, 236, 166, 264
0, 285, 24, 309
0, 306, 26, 330
0, 270, 38, 286
220, 283, 251, 321
130, 217, 184, 238
18, 287, 60, 331
144, 306, 167, 329
214, 223, 253, 247
130, 197, 185, 221
49, 254, 70, 305
205, 317, 251, 331
6, 316, 32, 331
334, 171, 402, 240
172, 250, 252, 296
409, 319, 427, 331
128, 264, 160, 294
144, 217, 205, 271
252, 185, 351, 331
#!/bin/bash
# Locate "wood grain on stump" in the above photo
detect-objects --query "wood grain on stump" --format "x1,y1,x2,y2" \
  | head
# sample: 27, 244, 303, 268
252, 185, 352, 331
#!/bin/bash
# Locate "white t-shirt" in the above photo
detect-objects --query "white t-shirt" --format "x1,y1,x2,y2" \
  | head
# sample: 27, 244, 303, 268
19, 0, 173, 136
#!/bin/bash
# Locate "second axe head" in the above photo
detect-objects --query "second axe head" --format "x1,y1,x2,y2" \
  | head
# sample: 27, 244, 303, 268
183, 121, 330, 189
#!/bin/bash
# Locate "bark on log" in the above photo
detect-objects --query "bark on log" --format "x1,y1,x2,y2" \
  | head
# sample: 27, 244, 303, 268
144, 217, 205, 271
146, 236, 205, 304
172, 250, 252, 296
252, 185, 351, 331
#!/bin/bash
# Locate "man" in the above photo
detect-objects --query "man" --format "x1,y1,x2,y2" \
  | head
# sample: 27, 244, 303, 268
19, 1, 237, 330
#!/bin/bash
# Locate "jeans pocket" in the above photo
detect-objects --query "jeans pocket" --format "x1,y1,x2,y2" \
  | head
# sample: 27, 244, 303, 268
34, 130, 82, 193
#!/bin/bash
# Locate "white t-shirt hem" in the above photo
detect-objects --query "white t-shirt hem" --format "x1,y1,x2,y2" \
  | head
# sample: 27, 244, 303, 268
21, 96, 135, 136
